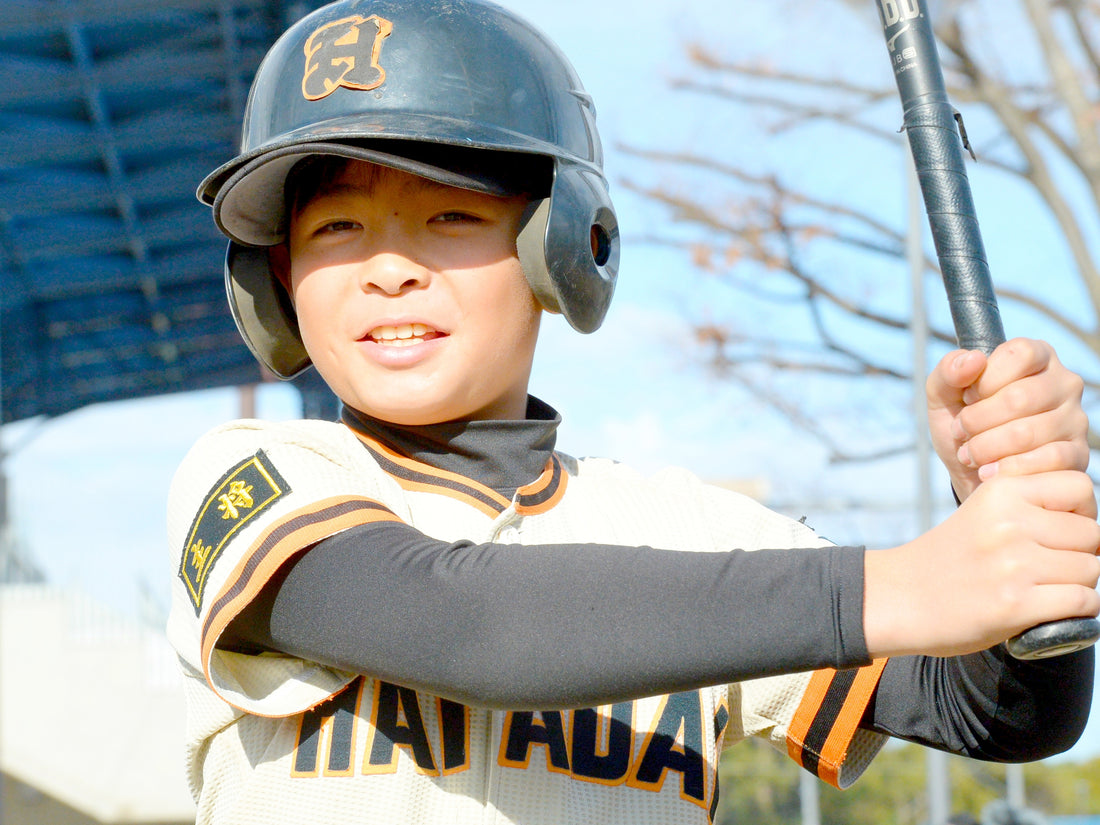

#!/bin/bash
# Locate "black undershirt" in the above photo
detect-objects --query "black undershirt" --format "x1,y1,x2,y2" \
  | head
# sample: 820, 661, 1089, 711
223, 398, 1092, 761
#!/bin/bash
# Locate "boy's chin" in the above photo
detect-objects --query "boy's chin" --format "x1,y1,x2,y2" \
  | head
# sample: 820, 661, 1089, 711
345, 395, 528, 427
342, 396, 469, 427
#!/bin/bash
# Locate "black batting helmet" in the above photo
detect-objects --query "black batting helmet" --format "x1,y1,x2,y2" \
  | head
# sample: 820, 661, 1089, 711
199, 0, 620, 379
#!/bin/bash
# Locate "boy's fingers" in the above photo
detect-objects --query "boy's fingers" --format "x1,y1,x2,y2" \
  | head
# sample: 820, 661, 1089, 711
958, 373, 1082, 434
969, 338, 1053, 399
1029, 510, 1100, 553
963, 408, 1089, 470
978, 442, 1091, 491
927, 349, 986, 410
1013, 471, 1099, 516
1014, 586, 1100, 636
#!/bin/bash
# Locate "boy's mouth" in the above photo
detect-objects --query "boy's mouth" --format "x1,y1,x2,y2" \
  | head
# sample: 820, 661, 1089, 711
366, 323, 443, 347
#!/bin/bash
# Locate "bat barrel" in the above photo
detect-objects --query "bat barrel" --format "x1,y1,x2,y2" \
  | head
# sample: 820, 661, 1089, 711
878, 0, 1099, 659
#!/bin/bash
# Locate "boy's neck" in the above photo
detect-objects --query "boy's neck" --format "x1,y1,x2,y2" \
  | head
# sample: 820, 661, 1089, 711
341, 397, 559, 497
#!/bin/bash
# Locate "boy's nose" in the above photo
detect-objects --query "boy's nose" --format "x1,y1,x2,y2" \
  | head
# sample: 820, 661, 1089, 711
358, 251, 430, 295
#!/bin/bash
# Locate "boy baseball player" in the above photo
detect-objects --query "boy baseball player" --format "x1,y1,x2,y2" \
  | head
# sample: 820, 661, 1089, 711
168, 1, 1099, 822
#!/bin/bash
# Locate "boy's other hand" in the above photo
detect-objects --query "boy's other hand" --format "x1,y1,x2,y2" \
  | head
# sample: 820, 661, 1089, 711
864, 470, 1100, 658
926, 338, 1090, 502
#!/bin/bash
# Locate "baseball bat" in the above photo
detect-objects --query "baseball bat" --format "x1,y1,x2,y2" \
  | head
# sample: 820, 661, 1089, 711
877, 0, 1100, 659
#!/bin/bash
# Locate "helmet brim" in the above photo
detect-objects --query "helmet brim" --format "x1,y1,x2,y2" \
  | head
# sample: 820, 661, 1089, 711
206, 139, 546, 247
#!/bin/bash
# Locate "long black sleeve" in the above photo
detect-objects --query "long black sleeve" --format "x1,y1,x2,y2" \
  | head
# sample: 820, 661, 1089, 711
222, 519, 870, 710
867, 646, 1093, 761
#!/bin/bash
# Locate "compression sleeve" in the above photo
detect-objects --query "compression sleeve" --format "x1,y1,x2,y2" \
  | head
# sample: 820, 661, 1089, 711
222, 519, 870, 711
867, 645, 1093, 761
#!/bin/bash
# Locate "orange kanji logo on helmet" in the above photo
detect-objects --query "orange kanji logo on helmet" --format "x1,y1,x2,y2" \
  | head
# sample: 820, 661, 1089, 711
302, 14, 394, 101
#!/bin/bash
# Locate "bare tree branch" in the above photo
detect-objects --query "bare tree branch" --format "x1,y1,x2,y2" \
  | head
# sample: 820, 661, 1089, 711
684, 45, 890, 100
619, 144, 916, 247
994, 286, 1100, 352
940, 16, 1100, 311
620, 179, 920, 333
668, 76, 901, 141
624, 0, 1100, 460
1025, 0, 1100, 202
1063, 0, 1100, 77
712, 363, 914, 464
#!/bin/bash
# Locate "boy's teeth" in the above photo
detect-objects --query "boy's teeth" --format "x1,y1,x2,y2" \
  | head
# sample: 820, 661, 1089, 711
373, 324, 430, 343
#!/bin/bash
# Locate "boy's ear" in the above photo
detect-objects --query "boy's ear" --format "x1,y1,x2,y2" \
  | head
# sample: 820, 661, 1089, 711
267, 243, 293, 302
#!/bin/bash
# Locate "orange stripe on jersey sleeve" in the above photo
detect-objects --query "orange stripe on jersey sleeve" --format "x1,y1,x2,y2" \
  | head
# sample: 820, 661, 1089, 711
199, 495, 403, 684
786, 658, 887, 788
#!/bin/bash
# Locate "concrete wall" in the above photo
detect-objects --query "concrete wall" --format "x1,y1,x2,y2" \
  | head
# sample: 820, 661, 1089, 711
0, 586, 195, 824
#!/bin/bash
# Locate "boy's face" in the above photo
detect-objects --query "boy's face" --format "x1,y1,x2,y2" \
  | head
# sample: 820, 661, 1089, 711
275, 159, 542, 426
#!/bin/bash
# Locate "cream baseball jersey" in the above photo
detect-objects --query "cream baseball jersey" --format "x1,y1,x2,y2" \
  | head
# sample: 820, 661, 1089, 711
167, 416, 887, 824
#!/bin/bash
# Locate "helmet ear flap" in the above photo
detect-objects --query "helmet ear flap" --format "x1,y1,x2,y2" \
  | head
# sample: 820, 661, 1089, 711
516, 166, 619, 334
225, 242, 311, 379
516, 199, 560, 316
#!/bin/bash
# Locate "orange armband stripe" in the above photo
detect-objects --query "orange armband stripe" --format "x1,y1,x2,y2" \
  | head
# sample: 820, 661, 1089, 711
787, 658, 887, 788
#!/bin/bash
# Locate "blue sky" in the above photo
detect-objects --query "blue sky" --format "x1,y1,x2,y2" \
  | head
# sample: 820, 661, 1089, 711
4, 0, 1100, 766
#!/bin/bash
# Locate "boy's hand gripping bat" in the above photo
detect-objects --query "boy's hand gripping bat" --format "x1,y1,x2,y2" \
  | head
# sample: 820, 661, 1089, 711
877, 0, 1100, 659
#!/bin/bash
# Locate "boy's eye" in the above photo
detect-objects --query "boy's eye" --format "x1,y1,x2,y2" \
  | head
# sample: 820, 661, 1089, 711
317, 219, 360, 234
430, 211, 483, 225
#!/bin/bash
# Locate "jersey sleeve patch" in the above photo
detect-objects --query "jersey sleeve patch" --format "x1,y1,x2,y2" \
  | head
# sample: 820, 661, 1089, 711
179, 449, 291, 614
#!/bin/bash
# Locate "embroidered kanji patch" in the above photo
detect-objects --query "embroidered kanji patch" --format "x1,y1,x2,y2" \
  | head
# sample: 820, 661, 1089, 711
179, 450, 290, 613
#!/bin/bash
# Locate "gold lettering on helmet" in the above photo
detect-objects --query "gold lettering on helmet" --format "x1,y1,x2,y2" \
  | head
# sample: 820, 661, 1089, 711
302, 15, 394, 101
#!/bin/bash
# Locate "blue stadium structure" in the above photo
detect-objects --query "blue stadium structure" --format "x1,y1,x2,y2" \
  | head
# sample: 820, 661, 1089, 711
0, 0, 333, 425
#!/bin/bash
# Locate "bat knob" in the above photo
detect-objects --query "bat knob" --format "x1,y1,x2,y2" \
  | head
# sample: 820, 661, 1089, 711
1005, 617, 1100, 660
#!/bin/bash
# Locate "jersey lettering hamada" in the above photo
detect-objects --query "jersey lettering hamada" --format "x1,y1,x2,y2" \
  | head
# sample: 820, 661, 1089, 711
166, 418, 886, 825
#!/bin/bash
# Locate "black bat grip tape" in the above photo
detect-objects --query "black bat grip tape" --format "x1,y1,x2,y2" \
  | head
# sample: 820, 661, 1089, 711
885, 2, 1100, 660
905, 103, 1005, 353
